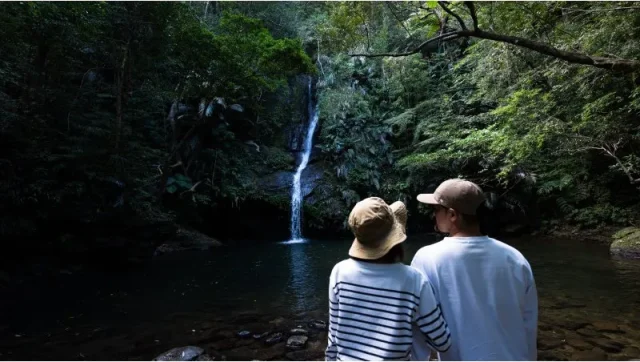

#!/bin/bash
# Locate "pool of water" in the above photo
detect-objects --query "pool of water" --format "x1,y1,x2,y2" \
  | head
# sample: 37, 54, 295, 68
1, 235, 640, 360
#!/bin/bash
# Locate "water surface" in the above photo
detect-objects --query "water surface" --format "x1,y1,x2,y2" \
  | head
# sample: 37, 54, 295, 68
1, 235, 640, 360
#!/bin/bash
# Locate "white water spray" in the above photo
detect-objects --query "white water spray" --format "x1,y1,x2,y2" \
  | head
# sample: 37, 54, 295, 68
289, 79, 319, 242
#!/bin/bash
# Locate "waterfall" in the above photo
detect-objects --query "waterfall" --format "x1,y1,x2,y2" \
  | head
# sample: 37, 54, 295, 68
289, 78, 319, 242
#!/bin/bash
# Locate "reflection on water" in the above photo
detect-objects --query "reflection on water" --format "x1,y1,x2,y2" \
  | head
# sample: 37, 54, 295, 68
287, 242, 313, 311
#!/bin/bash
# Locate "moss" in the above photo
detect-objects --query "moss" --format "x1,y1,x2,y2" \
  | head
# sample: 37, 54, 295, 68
612, 227, 639, 240
610, 227, 640, 259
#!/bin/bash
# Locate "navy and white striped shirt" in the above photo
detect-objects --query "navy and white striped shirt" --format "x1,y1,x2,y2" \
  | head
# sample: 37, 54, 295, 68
326, 259, 452, 361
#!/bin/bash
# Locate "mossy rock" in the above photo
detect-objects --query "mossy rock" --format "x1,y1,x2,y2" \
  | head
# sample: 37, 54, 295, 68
610, 227, 640, 259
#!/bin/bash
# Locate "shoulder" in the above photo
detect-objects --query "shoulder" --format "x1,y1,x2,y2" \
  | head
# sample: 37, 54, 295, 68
331, 258, 353, 273
412, 240, 449, 266
489, 238, 533, 270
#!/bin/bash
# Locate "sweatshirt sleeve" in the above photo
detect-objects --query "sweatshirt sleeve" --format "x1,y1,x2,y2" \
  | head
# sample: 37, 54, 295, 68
325, 265, 338, 361
523, 264, 538, 361
414, 277, 452, 353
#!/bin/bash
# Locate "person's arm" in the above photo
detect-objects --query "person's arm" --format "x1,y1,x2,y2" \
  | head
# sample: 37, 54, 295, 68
414, 279, 452, 353
325, 266, 338, 361
523, 265, 538, 361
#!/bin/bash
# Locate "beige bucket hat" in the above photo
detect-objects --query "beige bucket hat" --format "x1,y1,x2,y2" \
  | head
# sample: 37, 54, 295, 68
348, 197, 407, 260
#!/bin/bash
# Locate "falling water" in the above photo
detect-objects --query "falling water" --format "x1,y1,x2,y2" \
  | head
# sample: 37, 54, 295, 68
289, 79, 319, 242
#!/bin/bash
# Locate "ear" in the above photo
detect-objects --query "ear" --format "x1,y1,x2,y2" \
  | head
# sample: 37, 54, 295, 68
448, 208, 458, 221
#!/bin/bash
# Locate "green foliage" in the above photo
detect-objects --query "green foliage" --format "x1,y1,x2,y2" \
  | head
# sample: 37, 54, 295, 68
314, 1, 640, 228
0, 2, 316, 242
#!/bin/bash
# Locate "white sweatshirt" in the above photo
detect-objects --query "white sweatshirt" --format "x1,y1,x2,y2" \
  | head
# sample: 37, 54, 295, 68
411, 236, 538, 361
325, 259, 452, 361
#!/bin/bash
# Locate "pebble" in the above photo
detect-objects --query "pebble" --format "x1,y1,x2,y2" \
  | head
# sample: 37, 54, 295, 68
289, 328, 308, 336
308, 320, 327, 331
264, 332, 284, 345
252, 332, 269, 340
236, 330, 251, 338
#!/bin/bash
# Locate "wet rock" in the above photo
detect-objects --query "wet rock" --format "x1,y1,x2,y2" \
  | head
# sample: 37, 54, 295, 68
253, 332, 269, 340
154, 228, 222, 256
611, 227, 640, 259
566, 338, 593, 350
593, 321, 623, 333
592, 339, 624, 353
154, 346, 211, 361
577, 328, 600, 338
236, 330, 251, 339
265, 332, 284, 345
623, 347, 640, 358
289, 328, 308, 336
572, 347, 608, 361
286, 335, 308, 350
308, 320, 327, 331
538, 338, 565, 350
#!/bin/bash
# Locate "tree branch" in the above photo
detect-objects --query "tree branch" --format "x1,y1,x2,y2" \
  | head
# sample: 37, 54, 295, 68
472, 29, 640, 72
438, 2, 467, 30
351, 26, 640, 73
349, 32, 463, 58
464, 2, 478, 30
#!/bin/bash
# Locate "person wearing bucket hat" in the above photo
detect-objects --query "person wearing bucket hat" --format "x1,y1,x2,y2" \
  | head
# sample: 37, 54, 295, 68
325, 197, 452, 361
410, 179, 538, 361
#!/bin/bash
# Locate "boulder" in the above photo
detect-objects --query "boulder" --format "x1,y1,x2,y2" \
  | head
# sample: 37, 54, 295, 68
286, 335, 308, 350
611, 227, 640, 259
154, 228, 222, 256
153, 346, 213, 361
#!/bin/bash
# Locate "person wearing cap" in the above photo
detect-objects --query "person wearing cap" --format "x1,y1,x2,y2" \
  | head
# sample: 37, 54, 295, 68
325, 197, 452, 361
411, 179, 538, 361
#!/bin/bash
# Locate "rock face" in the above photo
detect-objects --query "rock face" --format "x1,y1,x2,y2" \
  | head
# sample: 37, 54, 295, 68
611, 227, 640, 259
153, 346, 212, 361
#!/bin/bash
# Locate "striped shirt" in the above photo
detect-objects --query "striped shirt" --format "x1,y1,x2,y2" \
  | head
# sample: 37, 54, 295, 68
326, 259, 452, 361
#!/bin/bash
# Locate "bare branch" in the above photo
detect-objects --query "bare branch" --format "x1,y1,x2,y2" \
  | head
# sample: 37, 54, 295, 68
349, 32, 463, 58
180, 180, 203, 195
349, 6, 640, 73
562, 6, 640, 14
464, 2, 478, 30
438, 1, 467, 30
